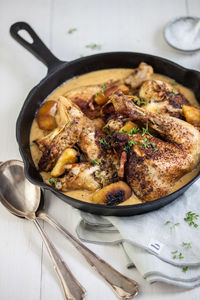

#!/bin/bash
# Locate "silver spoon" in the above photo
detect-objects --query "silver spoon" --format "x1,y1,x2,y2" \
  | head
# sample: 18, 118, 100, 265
0, 160, 139, 299
163, 16, 200, 53
0, 160, 86, 300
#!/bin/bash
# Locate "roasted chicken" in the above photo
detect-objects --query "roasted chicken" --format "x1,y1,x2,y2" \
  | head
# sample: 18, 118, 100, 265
36, 96, 119, 190
32, 62, 200, 205
109, 91, 200, 201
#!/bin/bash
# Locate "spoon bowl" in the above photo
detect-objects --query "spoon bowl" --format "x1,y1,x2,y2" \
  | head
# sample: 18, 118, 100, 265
0, 160, 86, 300
0, 160, 40, 217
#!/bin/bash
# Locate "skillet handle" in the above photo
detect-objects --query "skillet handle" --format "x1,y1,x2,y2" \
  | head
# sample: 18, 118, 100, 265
10, 22, 65, 73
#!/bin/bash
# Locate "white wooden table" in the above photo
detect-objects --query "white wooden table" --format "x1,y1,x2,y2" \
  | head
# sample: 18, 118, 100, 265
1, 0, 200, 299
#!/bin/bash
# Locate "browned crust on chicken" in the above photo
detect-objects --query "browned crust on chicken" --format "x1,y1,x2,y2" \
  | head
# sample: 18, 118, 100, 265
35, 123, 82, 171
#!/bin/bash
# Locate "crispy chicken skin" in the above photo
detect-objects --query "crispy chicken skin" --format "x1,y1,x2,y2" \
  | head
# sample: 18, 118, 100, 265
110, 91, 200, 201
124, 62, 153, 90
139, 80, 191, 118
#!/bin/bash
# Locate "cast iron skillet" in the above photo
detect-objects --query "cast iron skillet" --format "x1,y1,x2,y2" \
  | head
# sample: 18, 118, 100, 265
10, 22, 200, 216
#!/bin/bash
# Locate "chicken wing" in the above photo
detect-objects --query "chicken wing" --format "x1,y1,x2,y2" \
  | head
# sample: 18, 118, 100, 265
124, 62, 153, 90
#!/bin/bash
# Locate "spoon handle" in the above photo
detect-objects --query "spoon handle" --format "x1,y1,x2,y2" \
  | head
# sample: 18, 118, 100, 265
33, 219, 86, 300
38, 212, 139, 299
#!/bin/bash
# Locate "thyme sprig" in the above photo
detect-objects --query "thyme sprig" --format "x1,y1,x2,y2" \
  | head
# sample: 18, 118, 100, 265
86, 43, 101, 50
171, 250, 184, 260
68, 28, 77, 34
96, 83, 106, 96
123, 140, 138, 151
182, 242, 192, 249
49, 178, 57, 185
184, 211, 199, 228
120, 127, 140, 136
89, 159, 101, 165
165, 220, 180, 231
182, 266, 189, 273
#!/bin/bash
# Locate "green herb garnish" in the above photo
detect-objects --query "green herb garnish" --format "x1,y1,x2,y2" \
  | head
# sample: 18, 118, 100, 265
69, 122, 74, 127
49, 178, 57, 185
171, 250, 178, 259
99, 137, 110, 148
150, 142, 158, 152
132, 97, 147, 106
182, 266, 189, 273
106, 133, 111, 138
123, 140, 138, 151
140, 98, 147, 105
141, 123, 153, 137
96, 171, 108, 181
139, 137, 151, 149
184, 211, 199, 228
120, 127, 140, 136
179, 252, 184, 259
68, 28, 77, 34
89, 159, 101, 165
172, 90, 179, 95
165, 221, 180, 230
96, 83, 107, 96
171, 80, 177, 86
86, 43, 101, 50
29, 143, 34, 147
99, 138, 107, 145
171, 250, 184, 260
182, 242, 192, 249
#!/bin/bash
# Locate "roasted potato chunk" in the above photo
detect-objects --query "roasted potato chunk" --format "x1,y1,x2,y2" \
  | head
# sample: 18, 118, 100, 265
51, 148, 77, 177
119, 121, 139, 133
37, 100, 57, 130
92, 181, 131, 206
182, 105, 200, 125
94, 92, 107, 105
94, 84, 129, 105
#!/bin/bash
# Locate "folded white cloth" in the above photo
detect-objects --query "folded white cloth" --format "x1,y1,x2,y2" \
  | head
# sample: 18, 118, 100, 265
74, 179, 200, 288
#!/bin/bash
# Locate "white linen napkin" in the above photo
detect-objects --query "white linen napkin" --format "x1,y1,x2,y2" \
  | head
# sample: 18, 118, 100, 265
74, 179, 200, 288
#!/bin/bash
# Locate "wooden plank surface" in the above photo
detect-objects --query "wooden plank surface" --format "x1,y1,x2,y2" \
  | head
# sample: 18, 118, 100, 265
0, 0, 200, 299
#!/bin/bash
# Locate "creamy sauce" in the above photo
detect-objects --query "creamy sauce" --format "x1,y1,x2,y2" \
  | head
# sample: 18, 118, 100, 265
30, 68, 200, 205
